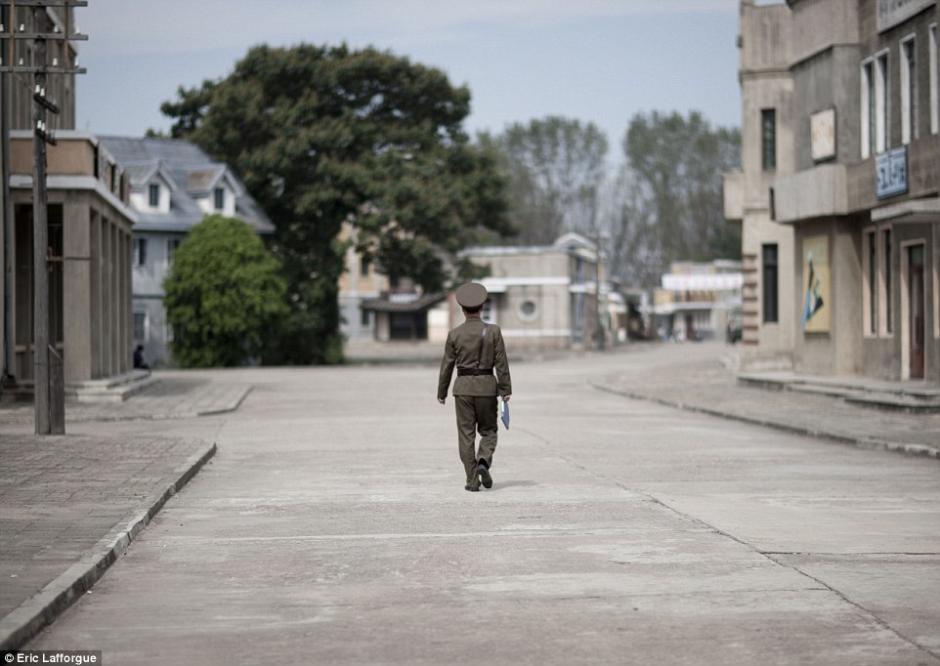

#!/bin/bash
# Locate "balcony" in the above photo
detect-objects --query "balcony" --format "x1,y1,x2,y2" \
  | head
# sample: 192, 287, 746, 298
773, 164, 848, 224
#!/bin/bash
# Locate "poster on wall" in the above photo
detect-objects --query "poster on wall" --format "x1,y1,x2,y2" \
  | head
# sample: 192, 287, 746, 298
801, 235, 830, 333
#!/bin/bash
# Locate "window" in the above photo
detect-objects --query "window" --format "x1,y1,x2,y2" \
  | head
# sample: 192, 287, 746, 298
762, 244, 778, 323
360, 309, 370, 327
864, 230, 877, 335
360, 256, 370, 276
883, 228, 893, 334
930, 24, 938, 135
167, 238, 182, 265
518, 300, 537, 321
133, 312, 147, 342
133, 237, 147, 267
901, 36, 917, 145
876, 51, 889, 153
761, 109, 776, 171
861, 60, 876, 158
148, 183, 160, 208
214, 187, 225, 211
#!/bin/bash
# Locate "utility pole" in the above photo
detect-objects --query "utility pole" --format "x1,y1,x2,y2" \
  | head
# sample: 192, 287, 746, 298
0, 0, 87, 434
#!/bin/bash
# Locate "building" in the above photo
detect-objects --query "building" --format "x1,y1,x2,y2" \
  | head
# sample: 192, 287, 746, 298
724, 0, 797, 367
458, 232, 621, 349
99, 137, 274, 367
649, 260, 743, 341
727, 0, 939, 383
1, 5, 138, 395
338, 231, 625, 348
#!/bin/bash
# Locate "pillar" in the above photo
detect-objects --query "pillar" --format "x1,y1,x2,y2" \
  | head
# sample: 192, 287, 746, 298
62, 198, 92, 383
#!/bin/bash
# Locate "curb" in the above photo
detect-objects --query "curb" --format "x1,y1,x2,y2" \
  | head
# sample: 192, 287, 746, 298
197, 385, 253, 417
0, 440, 218, 650
590, 381, 940, 460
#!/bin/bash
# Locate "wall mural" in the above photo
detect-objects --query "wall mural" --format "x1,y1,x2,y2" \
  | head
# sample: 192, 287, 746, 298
801, 235, 830, 333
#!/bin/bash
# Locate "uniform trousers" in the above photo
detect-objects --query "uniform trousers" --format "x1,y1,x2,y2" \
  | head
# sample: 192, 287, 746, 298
454, 395, 498, 483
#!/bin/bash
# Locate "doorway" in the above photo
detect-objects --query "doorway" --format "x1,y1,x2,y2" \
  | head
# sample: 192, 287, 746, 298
907, 244, 925, 379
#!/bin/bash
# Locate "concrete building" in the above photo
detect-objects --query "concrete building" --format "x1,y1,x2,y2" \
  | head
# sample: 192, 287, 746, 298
727, 0, 939, 383
338, 231, 625, 348
649, 260, 744, 341
458, 232, 622, 349
99, 137, 274, 367
724, 0, 797, 367
1, 5, 139, 395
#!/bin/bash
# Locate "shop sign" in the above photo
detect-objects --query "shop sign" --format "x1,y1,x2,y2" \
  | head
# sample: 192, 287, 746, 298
875, 146, 908, 199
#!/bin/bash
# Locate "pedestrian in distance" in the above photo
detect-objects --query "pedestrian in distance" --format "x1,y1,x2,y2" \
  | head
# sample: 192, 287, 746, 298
437, 283, 512, 492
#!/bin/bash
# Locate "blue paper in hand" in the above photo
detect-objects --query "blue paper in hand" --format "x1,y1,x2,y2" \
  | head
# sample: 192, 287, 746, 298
500, 398, 510, 430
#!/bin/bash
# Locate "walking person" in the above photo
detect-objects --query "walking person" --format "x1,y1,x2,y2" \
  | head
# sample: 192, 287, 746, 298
437, 283, 512, 491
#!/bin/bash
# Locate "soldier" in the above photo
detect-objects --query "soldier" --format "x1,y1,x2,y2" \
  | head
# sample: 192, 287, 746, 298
437, 283, 512, 492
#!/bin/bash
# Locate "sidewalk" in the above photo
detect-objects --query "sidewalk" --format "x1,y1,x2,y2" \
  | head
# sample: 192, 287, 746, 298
0, 373, 251, 427
0, 432, 215, 648
592, 343, 940, 459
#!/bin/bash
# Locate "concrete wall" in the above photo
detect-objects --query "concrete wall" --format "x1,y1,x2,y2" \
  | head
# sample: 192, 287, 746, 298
736, 1, 798, 367
792, 217, 865, 375
791, 45, 862, 171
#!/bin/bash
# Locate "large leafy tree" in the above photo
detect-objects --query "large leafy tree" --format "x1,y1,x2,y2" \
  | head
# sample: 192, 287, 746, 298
164, 215, 287, 368
480, 117, 608, 245
161, 44, 511, 363
612, 111, 741, 286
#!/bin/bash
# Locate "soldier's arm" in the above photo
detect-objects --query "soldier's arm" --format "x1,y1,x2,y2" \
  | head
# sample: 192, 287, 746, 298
494, 327, 512, 398
437, 332, 456, 402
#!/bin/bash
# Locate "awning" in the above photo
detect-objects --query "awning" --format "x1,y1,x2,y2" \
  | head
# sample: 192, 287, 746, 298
361, 292, 446, 313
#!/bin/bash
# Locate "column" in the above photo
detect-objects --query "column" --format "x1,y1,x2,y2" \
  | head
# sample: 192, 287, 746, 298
110, 222, 119, 377
62, 199, 92, 383
101, 216, 111, 377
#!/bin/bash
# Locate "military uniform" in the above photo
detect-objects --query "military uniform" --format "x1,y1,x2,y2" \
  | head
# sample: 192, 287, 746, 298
438, 283, 512, 491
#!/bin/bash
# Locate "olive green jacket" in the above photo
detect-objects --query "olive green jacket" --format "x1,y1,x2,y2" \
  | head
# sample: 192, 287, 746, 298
437, 317, 512, 399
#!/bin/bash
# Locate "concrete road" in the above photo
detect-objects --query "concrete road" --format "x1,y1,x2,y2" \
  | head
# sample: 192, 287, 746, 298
30, 348, 940, 665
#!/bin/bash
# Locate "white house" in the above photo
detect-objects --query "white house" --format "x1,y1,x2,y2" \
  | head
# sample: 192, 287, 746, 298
101, 136, 274, 367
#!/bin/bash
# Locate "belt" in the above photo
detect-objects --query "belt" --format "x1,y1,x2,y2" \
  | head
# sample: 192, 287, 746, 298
457, 367, 493, 377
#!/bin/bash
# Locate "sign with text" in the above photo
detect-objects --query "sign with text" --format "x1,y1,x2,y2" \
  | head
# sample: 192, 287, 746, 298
875, 146, 908, 199
810, 108, 836, 162
877, 0, 935, 32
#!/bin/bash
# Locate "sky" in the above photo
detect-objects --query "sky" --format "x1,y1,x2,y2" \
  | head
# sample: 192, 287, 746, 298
76, 0, 741, 152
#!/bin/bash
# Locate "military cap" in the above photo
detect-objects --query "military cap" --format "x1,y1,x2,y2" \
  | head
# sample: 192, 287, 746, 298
456, 282, 488, 309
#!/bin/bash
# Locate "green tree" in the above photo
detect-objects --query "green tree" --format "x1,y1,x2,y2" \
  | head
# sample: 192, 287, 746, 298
613, 111, 741, 286
164, 215, 287, 368
481, 117, 609, 244
161, 44, 511, 364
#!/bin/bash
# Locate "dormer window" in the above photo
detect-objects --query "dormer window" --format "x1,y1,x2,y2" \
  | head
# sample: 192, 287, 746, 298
214, 187, 225, 211
148, 183, 160, 208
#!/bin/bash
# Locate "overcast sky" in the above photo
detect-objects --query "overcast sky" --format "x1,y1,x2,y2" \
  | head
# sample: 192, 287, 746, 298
76, 0, 741, 150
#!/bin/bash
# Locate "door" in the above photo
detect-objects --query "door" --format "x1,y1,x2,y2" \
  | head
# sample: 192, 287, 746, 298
908, 244, 925, 379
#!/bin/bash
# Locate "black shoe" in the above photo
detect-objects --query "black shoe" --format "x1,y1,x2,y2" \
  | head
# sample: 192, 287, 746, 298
477, 461, 492, 489
464, 482, 480, 492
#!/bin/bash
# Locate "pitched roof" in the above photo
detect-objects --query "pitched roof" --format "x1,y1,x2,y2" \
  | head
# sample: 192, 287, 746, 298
98, 136, 274, 235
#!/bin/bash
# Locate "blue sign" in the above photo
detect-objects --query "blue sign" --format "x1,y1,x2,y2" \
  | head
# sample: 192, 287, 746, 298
875, 146, 908, 199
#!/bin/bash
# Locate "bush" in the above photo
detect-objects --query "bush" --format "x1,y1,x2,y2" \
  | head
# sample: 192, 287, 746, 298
164, 215, 287, 367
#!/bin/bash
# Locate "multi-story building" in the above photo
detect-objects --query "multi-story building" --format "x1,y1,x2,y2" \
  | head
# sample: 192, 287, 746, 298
458, 232, 621, 349
99, 137, 274, 367
724, 0, 797, 368
338, 231, 625, 348
650, 260, 743, 341
1, 5, 138, 395
727, 0, 939, 382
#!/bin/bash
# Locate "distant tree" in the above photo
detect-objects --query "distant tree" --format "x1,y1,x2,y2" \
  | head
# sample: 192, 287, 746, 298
144, 127, 167, 138
611, 111, 741, 286
482, 116, 608, 244
160, 45, 511, 364
164, 215, 287, 368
